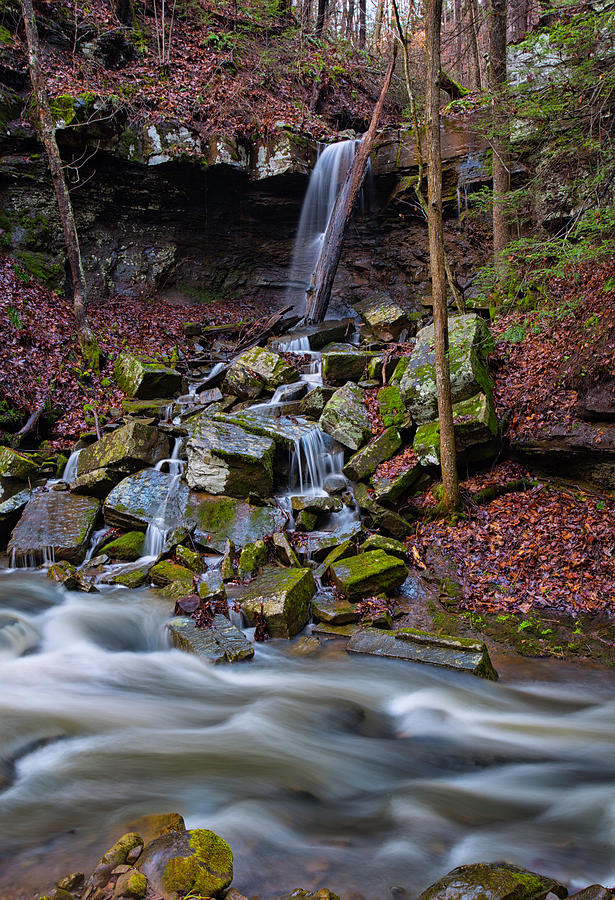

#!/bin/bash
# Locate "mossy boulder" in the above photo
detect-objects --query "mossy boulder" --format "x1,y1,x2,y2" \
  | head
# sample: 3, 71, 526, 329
0, 447, 39, 480
295, 508, 317, 531
100, 530, 145, 561
342, 427, 402, 481
113, 869, 147, 898
175, 544, 204, 573
223, 345, 299, 399
354, 292, 409, 342
377, 385, 412, 430
111, 565, 152, 588
198, 570, 226, 602
321, 349, 379, 385
312, 591, 358, 625
319, 382, 371, 452
416, 862, 567, 900
8, 492, 100, 565
47, 559, 78, 589
186, 419, 274, 498
237, 539, 267, 577
400, 314, 494, 424
77, 421, 170, 479
314, 538, 356, 580
240, 565, 315, 638
188, 495, 285, 553
353, 482, 412, 540
290, 495, 342, 513
299, 385, 336, 418
330, 550, 408, 601
137, 828, 233, 899
71, 466, 123, 498
85, 832, 144, 895
413, 393, 500, 466
150, 560, 194, 588
114, 352, 182, 400
359, 534, 408, 560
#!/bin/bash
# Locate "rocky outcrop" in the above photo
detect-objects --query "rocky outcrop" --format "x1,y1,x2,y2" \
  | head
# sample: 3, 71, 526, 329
8, 491, 100, 565
185, 419, 274, 497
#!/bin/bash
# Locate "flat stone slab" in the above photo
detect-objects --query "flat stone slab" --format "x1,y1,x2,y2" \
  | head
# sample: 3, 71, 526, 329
290, 495, 343, 513
168, 614, 254, 663
186, 418, 274, 497
296, 522, 363, 562
8, 491, 100, 565
311, 622, 360, 639
312, 591, 358, 625
330, 550, 408, 601
215, 410, 318, 451
104, 469, 190, 532
270, 320, 353, 351
347, 627, 498, 679
239, 565, 315, 638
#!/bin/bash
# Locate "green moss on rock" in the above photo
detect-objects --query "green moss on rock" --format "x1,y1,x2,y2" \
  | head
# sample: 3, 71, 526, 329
330, 550, 408, 601
100, 530, 145, 561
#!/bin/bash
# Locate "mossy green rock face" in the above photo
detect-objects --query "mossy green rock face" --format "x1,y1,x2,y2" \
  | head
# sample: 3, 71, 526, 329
47, 560, 78, 589
359, 534, 408, 560
8, 492, 100, 565
240, 565, 315, 638
237, 539, 267, 577
77, 421, 170, 479
377, 385, 411, 429
319, 382, 371, 452
188, 495, 285, 553
175, 544, 204, 573
400, 314, 494, 424
343, 427, 402, 481
150, 560, 194, 588
416, 862, 567, 900
354, 292, 410, 342
111, 565, 151, 589
114, 352, 182, 400
353, 483, 412, 540
186, 419, 274, 498
330, 550, 408, 601
100, 530, 145, 561
137, 828, 233, 899
413, 392, 500, 466
299, 385, 336, 418
113, 869, 147, 898
0, 447, 39, 480
72, 466, 123, 498
223, 346, 299, 399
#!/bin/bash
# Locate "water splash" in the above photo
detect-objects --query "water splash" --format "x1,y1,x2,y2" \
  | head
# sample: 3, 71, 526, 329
61, 449, 82, 483
143, 438, 185, 558
289, 429, 344, 496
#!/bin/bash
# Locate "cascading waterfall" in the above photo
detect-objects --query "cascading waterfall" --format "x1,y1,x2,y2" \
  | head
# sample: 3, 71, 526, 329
142, 438, 185, 558
285, 139, 364, 313
61, 448, 82, 483
290, 429, 344, 497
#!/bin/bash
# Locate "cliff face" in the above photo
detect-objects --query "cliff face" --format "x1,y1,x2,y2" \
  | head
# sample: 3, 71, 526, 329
0, 90, 487, 315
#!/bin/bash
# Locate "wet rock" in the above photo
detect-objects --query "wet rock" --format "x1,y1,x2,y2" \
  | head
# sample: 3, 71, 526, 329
237, 539, 267, 577
0, 488, 31, 546
168, 614, 254, 663
137, 828, 233, 899
47, 560, 79, 589
104, 469, 189, 531
343, 427, 402, 481
370, 461, 429, 504
413, 393, 499, 466
150, 560, 194, 588
175, 544, 204, 573
0, 447, 39, 480
197, 570, 226, 602
299, 385, 336, 418
312, 590, 359, 625
121, 398, 176, 419
58, 873, 85, 893
125, 814, 186, 845
271, 320, 352, 351
100, 531, 145, 561
84, 833, 144, 897
311, 621, 360, 639
567, 887, 613, 900
295, 509, 317, 531
348, 628, 498, 678
223, 345, 300, 399
186, 419, 274, 497
289, 635, 322, 655
353, 483, 412, 540
220, 539, 235, 579
290, 495, 343, 513
8, 492, 100, 565
314, 538, 356, 579
320, 382, 371, 451
113, 868, 147, 898
72, 466, 124, 498
330, 550, 408, 601
354, 292, 410, 342
215, 410, 318, 452
272, 531, 301, 567
114, 352, 182, 400
189, 495, 286, 553
77, 421, 170, 481
400, 314, 494, 424
415, 862, 566, 900
359, 534, 408, 560
298, 523, 362, 562
111, 565, 152, 589
321, 349, 379, 385
322, 473, 346, 493
282, 889, 341, 899
240, 565, 315, 638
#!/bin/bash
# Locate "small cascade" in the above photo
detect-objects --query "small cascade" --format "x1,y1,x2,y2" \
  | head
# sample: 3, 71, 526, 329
9, 545, 55, 569
61, 448, 82, 483
143, 438, 185, 558
289, 429, 344, 497
285, 139, 366, 313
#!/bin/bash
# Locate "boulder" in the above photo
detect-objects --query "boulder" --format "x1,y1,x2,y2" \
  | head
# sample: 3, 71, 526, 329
168, 615, 254, 663
175, 545, 204, 573
125, 813, 186, 845
359, 534, 408, 560
8, 492, 100, 565
239, 566, 315, 638
121, 398, 176, 418
215, 410, 318, 452
189, 495, 286, 552
377, 385, 412, 429
348, 628, 498, 678
0, 488, 31, 547
330, 550, 408, 601
47, 559, 78, 589
322, 473, 346, 493
100, 531, 145, 561
0, 447, 39, 480
137, 828, 233, 899
223, 346, 299, 399
299, 385, 336, 418
413, 393, 499, 466
400, 314, 494, 424
186, 419, 274, 497
342, 427, 402, 481
72, 466, 124, 498
370, 460, 429, 504
290, 495, 343, 513
111, 565, 152, 589
198, 570, 226, 602
114, 352, 182, 400
354, 292, 410, 341
415, 862, 566, 900
312, 591, 358, 625
77, 421, 170, 479
353, 483, 413, 540
237, 539, 267, 577
85, 832, 144, 896
314, 538, 356, 580
319, 382, 371, 451
270, 320, 352, 351
113, 868, 147, 898
295, 509, 317, 531
104, 469, 189, 532
298, 522, 362, 562
321, 349, 379, 385
272, 531, 301, 567
150, 560, 194, 588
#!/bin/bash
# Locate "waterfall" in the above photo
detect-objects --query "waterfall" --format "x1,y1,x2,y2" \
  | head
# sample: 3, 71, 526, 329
142, 438, 185, 559
285, 139, 363, 314
290, 429, 345, 497
61, 448, 82, 483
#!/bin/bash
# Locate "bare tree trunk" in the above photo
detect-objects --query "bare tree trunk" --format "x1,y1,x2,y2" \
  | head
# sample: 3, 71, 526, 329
488, 0, 509, 270
315, 0, 328, 35
373, 0, 386, 47
425, 0, 459, 512
20, 0, 98, 366
464, 0, 482, 89
453, 0, 463, 79
345, 0, 355, 37
113, 0, 135, 24
302, 0, 312, 29
359, 0, 366, 46
305, 51, 396, 323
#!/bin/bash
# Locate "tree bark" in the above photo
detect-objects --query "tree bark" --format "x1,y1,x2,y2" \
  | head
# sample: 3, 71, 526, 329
345, 0, 355, 38
359, 0, 366, 46
315, 0, 328, 35
488, 0, 510, 270
305, 50, 396, 324
464, 0, 482, 89
113, 0, 135, 25
372, 0, 386, 47
20, 0, 98, 365
453, 0, 462, 80
425, 0, 459, 512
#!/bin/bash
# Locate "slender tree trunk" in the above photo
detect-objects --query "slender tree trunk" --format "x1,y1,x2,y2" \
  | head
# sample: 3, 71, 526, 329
305, 51, 396, 323
425, 0, 459, 512
345, 0, 355, 37
113, 0, 135, 25
488, 0, 509, 270
464, 0, 482, 89
20, 0, 97, 364
315, 0, 328, 35
359, 0, 366, 46
373, 0, 386, 47
453, 0, 463, 80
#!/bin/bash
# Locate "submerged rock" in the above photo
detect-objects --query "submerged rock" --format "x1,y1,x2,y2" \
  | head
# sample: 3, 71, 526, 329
77, 421, 170, 480
416, 862, 566, 900
354, 292, 410, 342
319, 382, 371, 451
8, 492, 100, 565
186, 418, 274, 497
168, 614, 254, 663
240, 565, 315, 638
330, 550, 408, 601
137, 828, 233, 899
114, 352, 182, 400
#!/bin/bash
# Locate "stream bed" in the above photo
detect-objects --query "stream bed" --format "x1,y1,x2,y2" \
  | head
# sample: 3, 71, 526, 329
1, 572, 615, 899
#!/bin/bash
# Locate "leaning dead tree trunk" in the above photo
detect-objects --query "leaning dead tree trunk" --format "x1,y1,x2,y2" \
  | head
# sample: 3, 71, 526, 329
305, 50, 397, 324
20, 0, 98, 366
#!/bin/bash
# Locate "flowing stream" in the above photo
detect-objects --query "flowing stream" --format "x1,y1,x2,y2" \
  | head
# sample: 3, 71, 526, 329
1, 573, 615, 899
